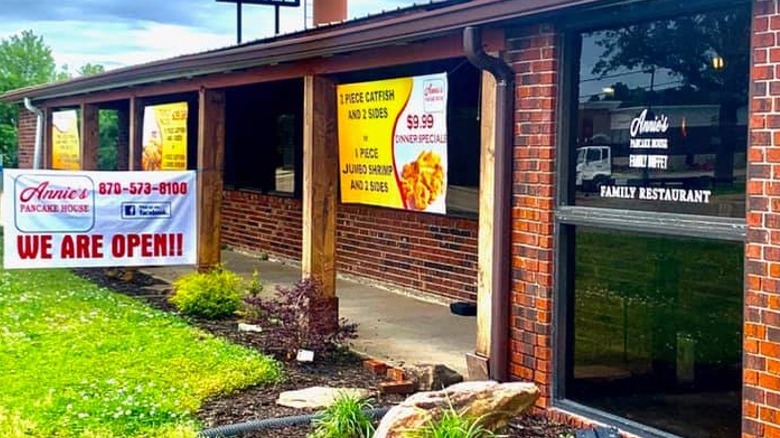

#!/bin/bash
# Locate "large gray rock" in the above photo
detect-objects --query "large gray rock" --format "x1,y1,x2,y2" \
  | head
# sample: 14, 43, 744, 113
403, 363, 463, 391
374, 381, 540, 438
276, 386, 371, 409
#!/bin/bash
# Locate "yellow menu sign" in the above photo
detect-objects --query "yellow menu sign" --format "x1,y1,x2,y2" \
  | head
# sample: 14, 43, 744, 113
51, 110, 80, 170
142, 102, 188, 171
337, 73, 449, 214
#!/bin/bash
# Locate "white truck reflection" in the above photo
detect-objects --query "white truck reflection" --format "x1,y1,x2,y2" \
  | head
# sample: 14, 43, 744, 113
575, 145, 717, 193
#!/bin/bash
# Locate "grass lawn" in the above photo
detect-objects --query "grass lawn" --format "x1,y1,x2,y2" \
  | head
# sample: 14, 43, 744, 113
0, 258, 282, 437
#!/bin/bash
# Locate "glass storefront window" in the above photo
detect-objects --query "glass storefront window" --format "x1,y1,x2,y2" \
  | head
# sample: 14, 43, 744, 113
571, 7, 750, 218
566, 228, 743, 437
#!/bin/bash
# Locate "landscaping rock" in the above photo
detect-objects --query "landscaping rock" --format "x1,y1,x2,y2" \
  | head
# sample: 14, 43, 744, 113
403, 363, 463, 391
373, 380, 540, 438
276, 386, 371, 409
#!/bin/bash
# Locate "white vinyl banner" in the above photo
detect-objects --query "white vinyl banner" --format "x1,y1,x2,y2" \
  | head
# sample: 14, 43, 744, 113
2, 170, 197, 269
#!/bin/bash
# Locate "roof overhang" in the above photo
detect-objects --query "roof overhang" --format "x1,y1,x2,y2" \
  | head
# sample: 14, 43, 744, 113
0, 0, 601, 104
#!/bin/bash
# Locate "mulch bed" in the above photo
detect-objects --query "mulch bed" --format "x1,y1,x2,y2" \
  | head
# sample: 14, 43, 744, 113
74, 268, 574, 438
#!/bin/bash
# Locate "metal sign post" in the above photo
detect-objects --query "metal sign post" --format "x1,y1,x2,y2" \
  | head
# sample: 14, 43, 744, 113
216, 0, 302, 42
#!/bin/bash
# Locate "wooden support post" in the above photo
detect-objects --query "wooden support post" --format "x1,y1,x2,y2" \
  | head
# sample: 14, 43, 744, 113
43, 107, 53, 169
302, 75, 338, 296
128, 97, 144, 171
116, 104, 130, 171
302, 75, 339, 330
476, 71, 498, 358
80, 103, 99, 170
197, 88, 225, 270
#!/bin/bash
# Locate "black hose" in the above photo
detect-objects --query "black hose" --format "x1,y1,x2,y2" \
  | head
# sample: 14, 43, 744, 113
197, 406, 392, 437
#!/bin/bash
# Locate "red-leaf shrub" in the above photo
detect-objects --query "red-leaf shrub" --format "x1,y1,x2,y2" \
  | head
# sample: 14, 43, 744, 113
243, 278, 358, 360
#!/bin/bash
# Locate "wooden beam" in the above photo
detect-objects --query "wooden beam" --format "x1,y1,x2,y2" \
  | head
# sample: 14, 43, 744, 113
128, 97, 144, 171
79, 103, 99, 170
43, 107, 53, 169
302, 75, 338, 299
196, 88, 226, 270
476, 71, 497, 357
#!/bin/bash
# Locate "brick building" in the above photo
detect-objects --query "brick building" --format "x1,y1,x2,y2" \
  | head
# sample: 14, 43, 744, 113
2, 0, 775, 436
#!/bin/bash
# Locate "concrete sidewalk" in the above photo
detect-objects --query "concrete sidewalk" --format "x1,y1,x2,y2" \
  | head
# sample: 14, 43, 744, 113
146, 250, 476, 375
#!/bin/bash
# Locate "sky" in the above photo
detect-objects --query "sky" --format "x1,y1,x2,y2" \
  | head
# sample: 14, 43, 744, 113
0, 0, 420, 72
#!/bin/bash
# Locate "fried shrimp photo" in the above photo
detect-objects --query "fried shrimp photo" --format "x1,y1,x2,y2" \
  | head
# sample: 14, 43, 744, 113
400, 150, 445, 210
142, 129, 163, 171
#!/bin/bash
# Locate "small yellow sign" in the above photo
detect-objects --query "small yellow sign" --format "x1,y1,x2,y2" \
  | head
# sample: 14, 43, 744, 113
337, 73, 449, 213
142, 102, 188, 171
51, 110, 80, 170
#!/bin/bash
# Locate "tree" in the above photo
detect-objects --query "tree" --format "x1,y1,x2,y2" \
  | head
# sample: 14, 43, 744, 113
77, 63, 105, 77
0, 30, 57, 168
0, 30, 56, 92
75, 63, 117, 170
0, 31, 118, 170
590, 8, 751, 183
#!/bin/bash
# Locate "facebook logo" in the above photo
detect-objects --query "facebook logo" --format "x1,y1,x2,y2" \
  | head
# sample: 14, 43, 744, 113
121, 202, 171, 220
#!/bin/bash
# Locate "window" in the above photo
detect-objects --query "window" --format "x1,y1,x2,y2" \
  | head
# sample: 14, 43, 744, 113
568, 228, 743, 437
558, 3, 750, 437
224, 79, 303, 196
571, 6, 750, 218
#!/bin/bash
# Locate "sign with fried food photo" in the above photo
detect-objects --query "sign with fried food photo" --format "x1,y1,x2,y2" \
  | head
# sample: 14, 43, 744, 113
51, 109, 81, 170
142, 102, 188, 171
337, 73, 448, 214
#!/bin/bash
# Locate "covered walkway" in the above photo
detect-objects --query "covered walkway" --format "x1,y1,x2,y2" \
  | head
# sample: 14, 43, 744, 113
146, 250, 475, 375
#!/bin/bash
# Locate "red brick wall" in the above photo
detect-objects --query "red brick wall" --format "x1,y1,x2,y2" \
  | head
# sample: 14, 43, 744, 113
221, 189, 479, 301
337, 205, 478, 301
744, 1, 780, 436
506, 23, 558, 409
16, 105, 36, 168
222, 190, 303, 261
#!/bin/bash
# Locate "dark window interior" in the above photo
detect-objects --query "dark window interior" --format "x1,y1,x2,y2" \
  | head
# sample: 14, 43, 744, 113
568, 228, 743, 438
335, 58, 481, 216
224, 79, 303, 196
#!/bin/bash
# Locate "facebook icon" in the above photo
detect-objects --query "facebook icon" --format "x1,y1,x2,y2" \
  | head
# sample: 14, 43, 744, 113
124, 205, 136, 217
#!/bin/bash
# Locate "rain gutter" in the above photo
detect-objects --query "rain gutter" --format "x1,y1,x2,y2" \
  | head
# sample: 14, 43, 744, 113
463, 26, 514, 382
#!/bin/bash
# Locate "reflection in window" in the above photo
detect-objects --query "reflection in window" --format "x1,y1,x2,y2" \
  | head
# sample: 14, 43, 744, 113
224, 80, 303, 195
568, 228, 743, 437
572, 7, 750, 218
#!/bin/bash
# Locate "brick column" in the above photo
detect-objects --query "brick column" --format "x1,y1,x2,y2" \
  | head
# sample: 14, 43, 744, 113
16, 105, 37, 168
745, 1, 780, 436
507, 23, 558, 409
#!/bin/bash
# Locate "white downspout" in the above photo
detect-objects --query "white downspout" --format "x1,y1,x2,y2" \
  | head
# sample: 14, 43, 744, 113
23, 97, 43, 170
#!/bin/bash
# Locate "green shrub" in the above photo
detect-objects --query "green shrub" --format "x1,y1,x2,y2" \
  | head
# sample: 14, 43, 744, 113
405, 406, 495, 438
169, 266, 244, 318
308, 393, 375, 438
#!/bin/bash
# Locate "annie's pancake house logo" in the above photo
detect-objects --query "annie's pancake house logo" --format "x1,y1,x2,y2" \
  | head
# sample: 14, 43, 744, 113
423, 78, 446, 113
14, 174, 95, 233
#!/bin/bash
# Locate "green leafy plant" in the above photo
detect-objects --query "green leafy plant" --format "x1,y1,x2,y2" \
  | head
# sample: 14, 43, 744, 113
247, 270, 264, 297
405, 406, 496, 438
308, 393, 375, 438
169, 265, 244, 318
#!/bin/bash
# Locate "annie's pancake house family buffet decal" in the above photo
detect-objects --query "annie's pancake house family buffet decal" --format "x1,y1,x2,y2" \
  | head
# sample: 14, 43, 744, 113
598, 108, 713, 204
